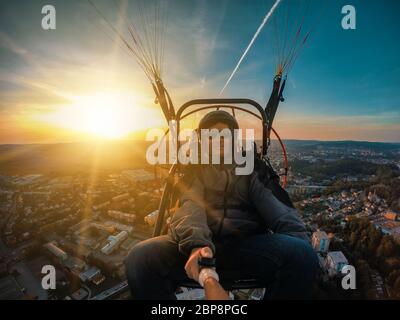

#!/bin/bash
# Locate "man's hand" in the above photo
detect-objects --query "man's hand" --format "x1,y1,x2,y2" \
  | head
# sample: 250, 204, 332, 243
185, 246, 213, 281
203, 277, 230, 300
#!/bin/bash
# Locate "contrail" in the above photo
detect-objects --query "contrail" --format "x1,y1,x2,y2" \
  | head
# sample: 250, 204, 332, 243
219, 0, 283, 95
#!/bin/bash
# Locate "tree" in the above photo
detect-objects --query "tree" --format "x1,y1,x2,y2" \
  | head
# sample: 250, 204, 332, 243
355, 259, 372, 298
387, 270, 400, 286
393, 276, 400, 298
377, 236, 396, 258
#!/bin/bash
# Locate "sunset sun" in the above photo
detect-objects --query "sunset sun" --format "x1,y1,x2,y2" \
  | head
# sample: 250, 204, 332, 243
38, 91, 164, 139
75, 93, 131, 139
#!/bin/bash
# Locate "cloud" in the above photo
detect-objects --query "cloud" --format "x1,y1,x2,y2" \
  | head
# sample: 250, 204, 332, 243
0, 32, 28, 57
0, 0, 398, 144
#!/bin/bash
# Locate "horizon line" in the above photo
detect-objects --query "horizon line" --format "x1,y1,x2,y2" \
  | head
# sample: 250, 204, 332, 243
1, 138, 400, 146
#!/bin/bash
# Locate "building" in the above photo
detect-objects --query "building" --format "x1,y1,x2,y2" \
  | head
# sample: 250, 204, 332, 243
43, 242, 68, 261
62, 241, 91, 260
312, 231, 330, 252
12, 174, 43, 187
89, 251, 123, 274
71, 288, 88, 300
79, 266, 105, 285
107, 210, 136, 224
64, 257, 87, 275
92, 201, 110, 211
90, 280, 129, 300
104, 221, 134, 234
90, 222, 115, 234
122, 169, 155, 183
325, 251, 348, 277
101, 231, 129, 255
385, 211, 398, 221
111, 193, 130, 203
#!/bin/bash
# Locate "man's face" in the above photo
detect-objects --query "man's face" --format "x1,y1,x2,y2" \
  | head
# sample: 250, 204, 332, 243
207, 122, 230, 158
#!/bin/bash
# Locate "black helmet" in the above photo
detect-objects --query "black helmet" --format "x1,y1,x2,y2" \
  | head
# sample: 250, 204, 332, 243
198, 110, 239, 130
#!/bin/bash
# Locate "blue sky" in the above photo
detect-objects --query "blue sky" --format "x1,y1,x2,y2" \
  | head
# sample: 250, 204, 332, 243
0, 0, 399, 143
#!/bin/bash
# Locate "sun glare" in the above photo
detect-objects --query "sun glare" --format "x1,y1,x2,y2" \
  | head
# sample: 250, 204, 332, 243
76, 93, 129, 138
38, 91, 164, 139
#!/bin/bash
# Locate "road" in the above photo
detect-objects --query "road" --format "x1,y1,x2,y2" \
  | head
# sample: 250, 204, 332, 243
11, 262, 48, 300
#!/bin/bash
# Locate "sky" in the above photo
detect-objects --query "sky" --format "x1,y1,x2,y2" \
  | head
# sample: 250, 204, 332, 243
0, 0, 399, 144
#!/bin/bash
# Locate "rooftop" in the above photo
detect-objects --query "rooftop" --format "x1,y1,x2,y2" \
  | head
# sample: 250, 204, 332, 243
327, 251, 348, 265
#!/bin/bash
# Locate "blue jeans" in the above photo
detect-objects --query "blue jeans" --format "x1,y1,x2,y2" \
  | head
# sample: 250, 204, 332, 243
125, 233, 318, 300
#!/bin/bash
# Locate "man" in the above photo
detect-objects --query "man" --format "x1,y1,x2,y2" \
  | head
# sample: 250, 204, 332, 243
125, 110, 318, 300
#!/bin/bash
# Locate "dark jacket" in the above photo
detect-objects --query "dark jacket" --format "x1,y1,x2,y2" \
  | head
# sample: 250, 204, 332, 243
168, 164, 308, 256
